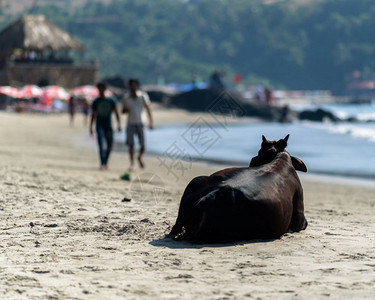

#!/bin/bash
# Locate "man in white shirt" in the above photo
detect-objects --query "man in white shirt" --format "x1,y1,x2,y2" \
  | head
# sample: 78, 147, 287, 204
122, 79, 154, 171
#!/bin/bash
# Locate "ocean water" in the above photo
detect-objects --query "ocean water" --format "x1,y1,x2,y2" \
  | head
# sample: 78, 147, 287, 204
115, 103, 375, 179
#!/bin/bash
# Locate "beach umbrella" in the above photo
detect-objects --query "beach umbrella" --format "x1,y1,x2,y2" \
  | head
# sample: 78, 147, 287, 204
19, 85, 43, 98
71, 85, 113, 101
0, 86, 20, 98
39, 91, 52, 106
43, 85, 70, 101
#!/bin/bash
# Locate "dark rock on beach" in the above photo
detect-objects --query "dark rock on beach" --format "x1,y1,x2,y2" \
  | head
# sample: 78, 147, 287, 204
169, 88, 286, 121
143, 85, 177, 105
298, 108, 341, 122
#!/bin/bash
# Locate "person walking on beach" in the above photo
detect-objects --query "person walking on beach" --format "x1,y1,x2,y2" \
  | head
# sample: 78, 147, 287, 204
122, 78, 154, 171
82, 97, 90, 126
68, 95, 77, 127
264, 86, 273, 105
90, 82, 121, 170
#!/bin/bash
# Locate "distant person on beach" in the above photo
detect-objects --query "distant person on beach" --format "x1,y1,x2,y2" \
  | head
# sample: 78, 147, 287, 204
90, 82, 121, 170
122, 78, 154, 171
279, 105, 291, 123
68, 95, 77, 127
191, 71, 198, 89
209, 71, 225, 90
255, 86, 263, 102
82, 98, 90, 126
264, 87, 273, 105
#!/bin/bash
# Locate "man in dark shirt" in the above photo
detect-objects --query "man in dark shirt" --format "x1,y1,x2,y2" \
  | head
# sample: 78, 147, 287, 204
90, 82, 121, 170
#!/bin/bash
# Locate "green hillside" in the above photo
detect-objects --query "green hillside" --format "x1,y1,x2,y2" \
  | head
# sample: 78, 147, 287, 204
1, 0, 375, 93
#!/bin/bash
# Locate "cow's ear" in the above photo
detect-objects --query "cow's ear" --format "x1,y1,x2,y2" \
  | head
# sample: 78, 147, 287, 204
291, 156, 308, 172
262, 135, 267, 143
249, 156, 260, 167
284, 134, 290, 143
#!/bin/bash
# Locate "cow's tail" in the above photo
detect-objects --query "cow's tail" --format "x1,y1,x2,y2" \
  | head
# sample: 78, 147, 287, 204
193, 186, 238, 241
189, 191, 215, 238
170, 211, 186, 240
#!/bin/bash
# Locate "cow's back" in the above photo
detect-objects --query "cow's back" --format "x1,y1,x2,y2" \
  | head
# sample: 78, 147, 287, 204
194, 154, 301, 241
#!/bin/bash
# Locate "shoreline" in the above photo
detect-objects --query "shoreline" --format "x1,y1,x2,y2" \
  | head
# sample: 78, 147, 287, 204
80, 121, 375, 186
112, 107, 375, 184
143, 148, 375, 184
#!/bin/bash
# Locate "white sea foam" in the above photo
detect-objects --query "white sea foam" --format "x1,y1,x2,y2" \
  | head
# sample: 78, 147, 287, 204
325, 124, 375, 142
356, 112, 375, 121
303, 119, 375, 143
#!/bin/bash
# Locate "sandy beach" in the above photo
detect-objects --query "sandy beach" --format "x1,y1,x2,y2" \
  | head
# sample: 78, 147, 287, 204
1, 109, 375, 299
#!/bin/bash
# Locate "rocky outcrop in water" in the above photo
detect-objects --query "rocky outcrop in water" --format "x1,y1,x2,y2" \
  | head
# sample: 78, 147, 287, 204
298, 108, 341, 122
168, 88, 287, 121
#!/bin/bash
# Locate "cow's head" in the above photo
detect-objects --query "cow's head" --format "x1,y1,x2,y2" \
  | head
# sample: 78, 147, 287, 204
249, 134, 307, 172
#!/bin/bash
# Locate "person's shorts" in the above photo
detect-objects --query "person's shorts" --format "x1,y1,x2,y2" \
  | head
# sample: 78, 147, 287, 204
126, 124, 145, 147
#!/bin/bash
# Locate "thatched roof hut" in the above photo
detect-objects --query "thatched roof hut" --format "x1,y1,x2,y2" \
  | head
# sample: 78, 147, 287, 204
0, 15, 96, 88
0, 14, 84, 52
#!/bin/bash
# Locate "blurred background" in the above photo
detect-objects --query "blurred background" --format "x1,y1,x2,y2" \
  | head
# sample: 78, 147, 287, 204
1, 0, 375, 95
1, 0, 375, 179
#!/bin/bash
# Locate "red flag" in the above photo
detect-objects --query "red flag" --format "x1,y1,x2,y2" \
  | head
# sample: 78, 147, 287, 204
234, 73, 242, 84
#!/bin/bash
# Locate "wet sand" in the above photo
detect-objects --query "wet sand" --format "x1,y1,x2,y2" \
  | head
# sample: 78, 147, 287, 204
0, 110, 374, 299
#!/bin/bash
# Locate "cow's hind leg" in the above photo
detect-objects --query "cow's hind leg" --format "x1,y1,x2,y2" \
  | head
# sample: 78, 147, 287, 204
172, 227, 192, 241
169, 220, 183, 237
171, 210, 206, 241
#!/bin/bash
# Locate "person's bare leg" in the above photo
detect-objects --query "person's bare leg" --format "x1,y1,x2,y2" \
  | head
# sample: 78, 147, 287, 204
70, 114, 74, 127
129, 145, 135, 171
138, 145, 145, 168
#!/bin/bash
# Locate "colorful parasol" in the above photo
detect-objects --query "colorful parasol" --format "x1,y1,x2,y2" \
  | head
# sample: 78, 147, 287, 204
42, 85, 70, 101
19, 85, 43, 98
0, 86, 20, 98
71, 85, 113, 101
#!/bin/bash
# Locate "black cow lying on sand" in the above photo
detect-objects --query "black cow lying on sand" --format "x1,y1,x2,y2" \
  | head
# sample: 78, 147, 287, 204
169, 135, 308, 242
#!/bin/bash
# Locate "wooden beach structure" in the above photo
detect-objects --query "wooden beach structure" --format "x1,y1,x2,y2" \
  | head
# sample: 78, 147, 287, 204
0, 14, 98, 89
